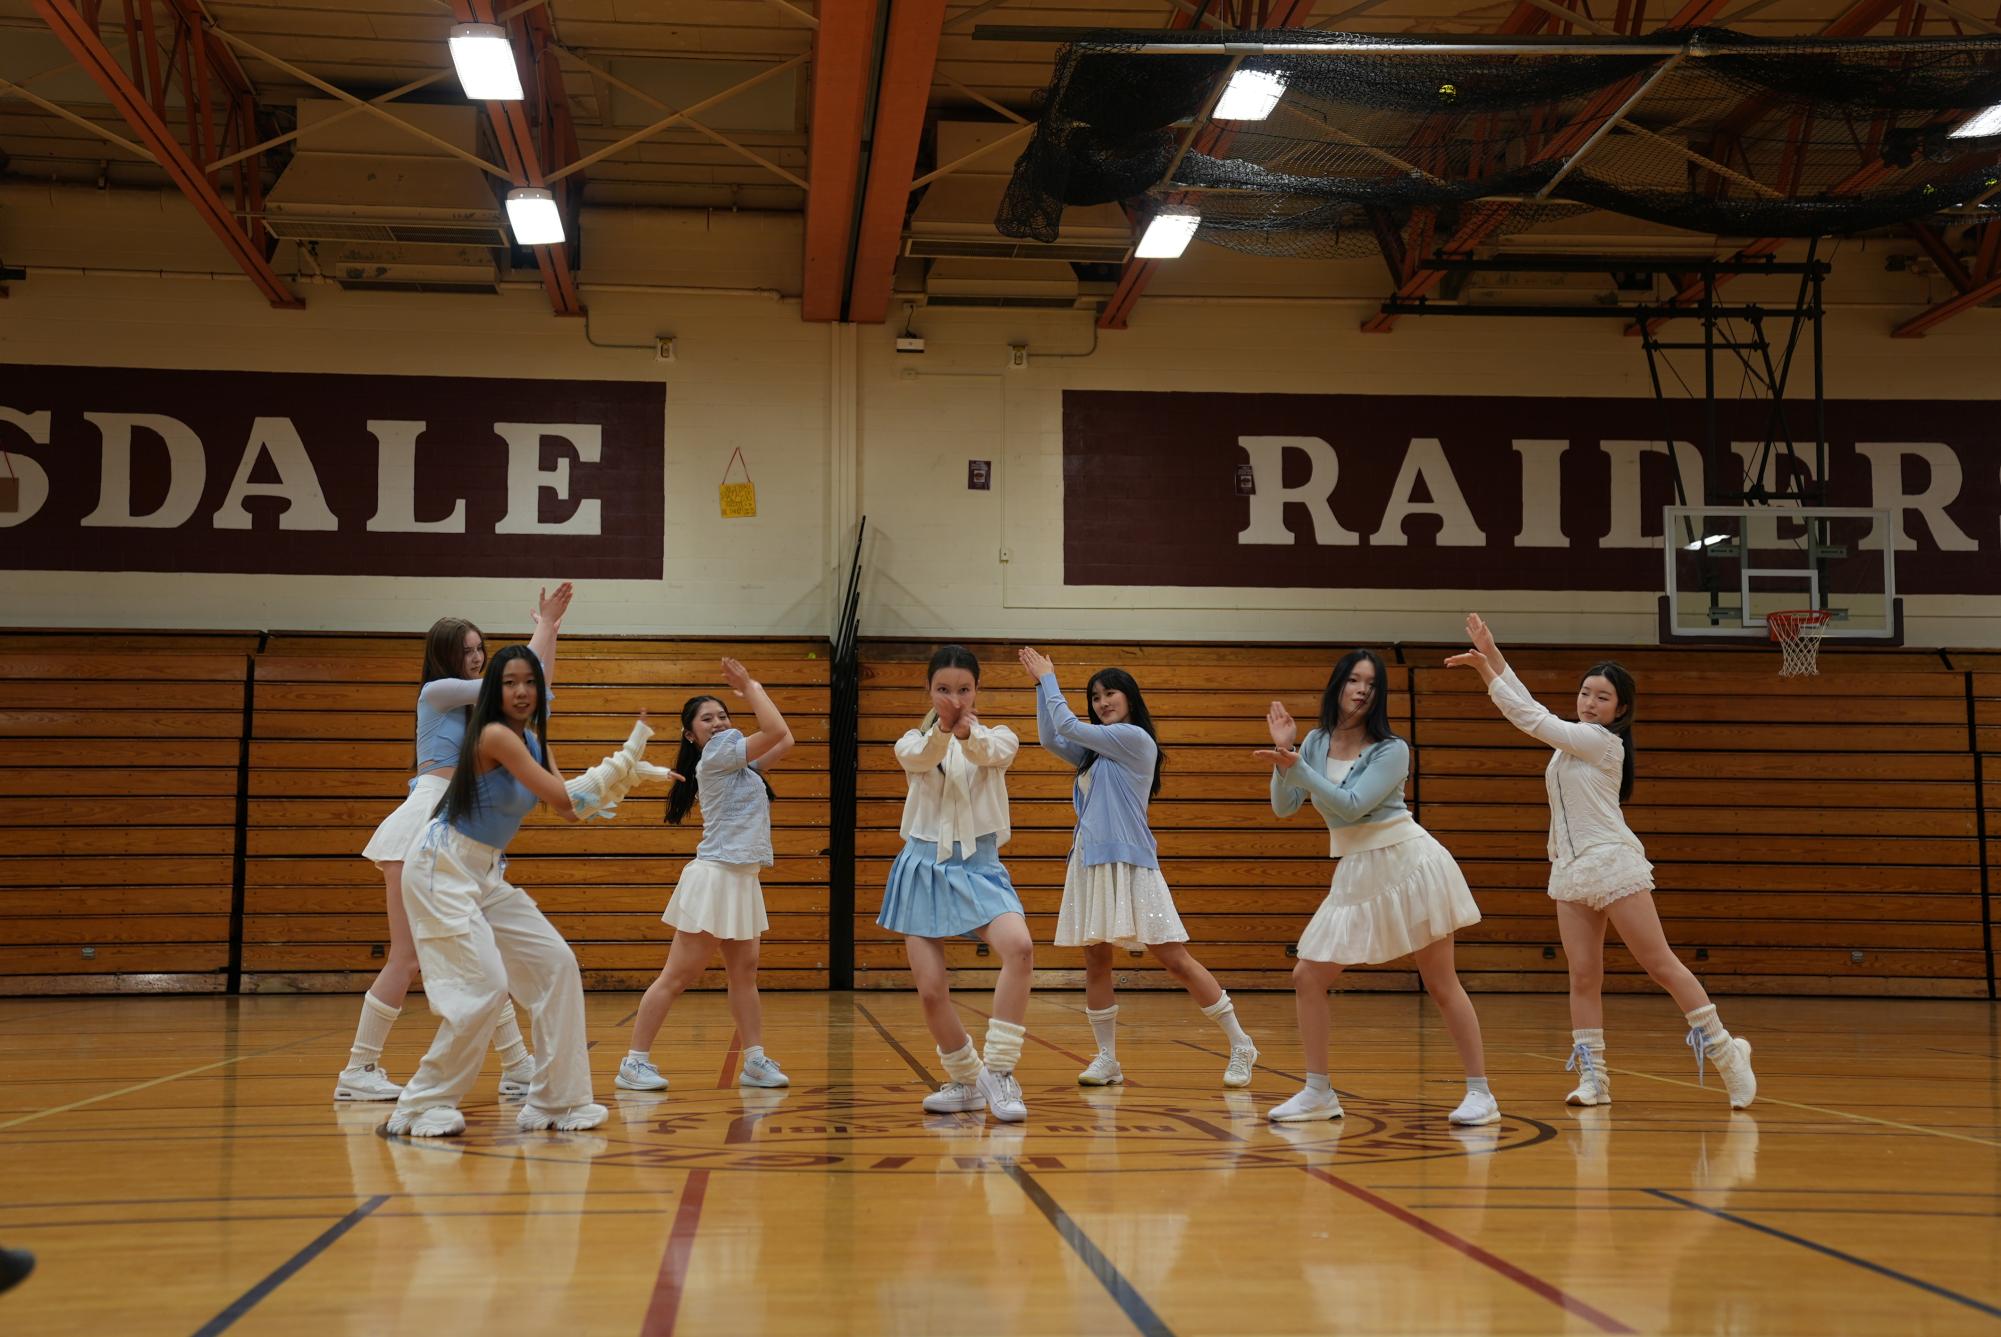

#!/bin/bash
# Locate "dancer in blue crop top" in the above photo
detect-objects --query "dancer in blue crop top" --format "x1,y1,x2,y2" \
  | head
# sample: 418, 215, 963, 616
388, 645, 602, 1138
338, 584, 570, 1105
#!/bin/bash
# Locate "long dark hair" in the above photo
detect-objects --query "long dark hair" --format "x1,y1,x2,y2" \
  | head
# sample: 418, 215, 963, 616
434, 645, 551, 825
1583, 660, 1638, 802
665, 693, 776, 825
920, 644, 981, 732
1317, 649, 1395, 745
421, 616, 482, 685
1082, 667, 1163, 798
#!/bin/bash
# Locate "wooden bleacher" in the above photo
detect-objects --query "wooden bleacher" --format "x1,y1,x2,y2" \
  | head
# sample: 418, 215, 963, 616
0, 636, 256, 993
1, 629, 1993, 999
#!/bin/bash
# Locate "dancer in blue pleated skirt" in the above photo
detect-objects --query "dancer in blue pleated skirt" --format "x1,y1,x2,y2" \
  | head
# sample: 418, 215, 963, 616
877, 645, 1035, 1123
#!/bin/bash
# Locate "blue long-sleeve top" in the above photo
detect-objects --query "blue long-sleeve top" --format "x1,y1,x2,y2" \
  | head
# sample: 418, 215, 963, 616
1034, 672, 1159, 870
1269, 729, 1412, 830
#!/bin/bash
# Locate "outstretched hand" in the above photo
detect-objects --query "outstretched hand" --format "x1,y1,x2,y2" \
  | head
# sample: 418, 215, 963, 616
721, 657, 757, 698
1018, 646, 1054, 680
1465, 612, 1500, 659
1265, 700, 1299, 750
1254, 747, 1299, 771
532, 581, 574, 628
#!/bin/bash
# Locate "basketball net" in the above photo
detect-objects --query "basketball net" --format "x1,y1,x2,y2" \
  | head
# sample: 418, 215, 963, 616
1767, 609, 1831, 678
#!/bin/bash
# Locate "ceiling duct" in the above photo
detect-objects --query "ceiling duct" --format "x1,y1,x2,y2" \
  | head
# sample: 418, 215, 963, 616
265, 100, 507, 288
908, 123, 1133, 270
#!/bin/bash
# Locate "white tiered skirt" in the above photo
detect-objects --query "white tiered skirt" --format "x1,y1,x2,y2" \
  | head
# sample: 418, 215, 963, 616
1296, 830, 1481, 965
1548, 841, 1655, 912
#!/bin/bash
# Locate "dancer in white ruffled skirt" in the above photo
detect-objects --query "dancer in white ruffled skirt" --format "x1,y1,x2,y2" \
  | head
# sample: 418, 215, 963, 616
1447, 613, 1756, 1109
1258, 649, 1499, 1126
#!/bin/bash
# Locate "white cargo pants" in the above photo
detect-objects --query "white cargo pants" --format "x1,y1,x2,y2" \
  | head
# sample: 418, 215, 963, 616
394, 824, 592, 1116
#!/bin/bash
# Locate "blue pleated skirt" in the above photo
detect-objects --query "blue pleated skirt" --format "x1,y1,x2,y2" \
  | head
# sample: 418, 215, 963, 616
876, 834, 1023, 939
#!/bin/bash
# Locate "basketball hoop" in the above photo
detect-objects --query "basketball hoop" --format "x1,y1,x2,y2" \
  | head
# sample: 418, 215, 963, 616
1767, 608, 1832, 677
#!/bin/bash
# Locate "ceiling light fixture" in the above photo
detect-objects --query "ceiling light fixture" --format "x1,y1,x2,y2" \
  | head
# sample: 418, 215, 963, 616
505, 187, 565, 245
449, 22, 524, 101
1134, 209, 1201, 259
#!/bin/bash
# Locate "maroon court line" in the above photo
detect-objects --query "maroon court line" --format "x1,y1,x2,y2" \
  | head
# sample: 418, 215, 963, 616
1301, 1167, 1635, 1334
716, 1030, 743, 1089
950, 999, 1126, 1080
637, 1170, 712, 1337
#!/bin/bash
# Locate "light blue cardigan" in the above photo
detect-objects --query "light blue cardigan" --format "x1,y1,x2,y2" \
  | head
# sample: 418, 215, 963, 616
1270, 730, 1411, 829
1034, 672, 1160, 869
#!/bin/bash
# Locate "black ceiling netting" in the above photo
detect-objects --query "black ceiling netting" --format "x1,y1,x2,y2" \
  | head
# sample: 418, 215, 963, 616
995, 26, 2001, 257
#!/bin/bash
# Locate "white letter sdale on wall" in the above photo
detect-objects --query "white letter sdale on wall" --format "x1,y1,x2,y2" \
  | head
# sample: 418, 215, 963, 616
1236, 436, 1358, 546
494, 423, 603, 536
1854, 443, 1978, 552
212, 417, 340, 531
0, 407, 52, 527
365, 420, 468, 534
79, 412, 207, 529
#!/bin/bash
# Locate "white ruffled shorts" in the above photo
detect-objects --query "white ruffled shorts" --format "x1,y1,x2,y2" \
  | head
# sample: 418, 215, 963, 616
1548, 842, 1655, 912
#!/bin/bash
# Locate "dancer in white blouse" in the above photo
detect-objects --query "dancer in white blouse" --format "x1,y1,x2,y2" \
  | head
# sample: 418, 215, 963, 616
1447, 613, 1756, 1109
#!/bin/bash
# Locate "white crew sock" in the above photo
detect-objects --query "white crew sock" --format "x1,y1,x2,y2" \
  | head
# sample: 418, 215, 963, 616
347, 992, 400, 1068
1200, 992, 1252, 1048
1085, 1004, 1118, 1058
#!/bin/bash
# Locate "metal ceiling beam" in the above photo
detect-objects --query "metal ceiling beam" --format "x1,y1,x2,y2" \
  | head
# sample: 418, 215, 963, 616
1360, 0, 1733, 333
1891, 267, 2001, 336
30, 0, 300, 308
802, 0, 881, 322
849, 0, 949, 324
456, 0, 582, 317
1098, 0, 1319, 332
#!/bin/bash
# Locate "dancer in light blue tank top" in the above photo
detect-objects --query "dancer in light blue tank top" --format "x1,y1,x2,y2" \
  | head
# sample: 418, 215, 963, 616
338, 584, 570, 1105
390, 645, 600, 1138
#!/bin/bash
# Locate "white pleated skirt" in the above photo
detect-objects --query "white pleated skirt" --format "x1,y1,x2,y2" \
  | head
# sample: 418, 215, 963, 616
1296, 830, 1481, 965
361, 772, 450, 868
1549, 841, 1655, 912
1055, 856, 1189, 950
661, 859, 769, 940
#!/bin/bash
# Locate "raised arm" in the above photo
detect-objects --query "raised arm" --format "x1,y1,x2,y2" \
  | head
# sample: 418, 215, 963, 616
526, 581, 572, 687
1024, 655, 1152, 771
478, 723, 579, 820
418, 676, 481, 711
721, 657, 794, 767
1021, 648, 1086, 766
1487, 668, 1622, 764
1448, 614, 1616, 763
1279, 736, 1411, 823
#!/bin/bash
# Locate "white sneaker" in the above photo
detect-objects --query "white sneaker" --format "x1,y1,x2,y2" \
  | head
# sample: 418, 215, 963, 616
518, 1102, 608, 1132
921, 1081, 985, 1114
616, 1056, 669, 1091
499, 1055, 537, 1097
1708, 1035, 1757, 1109
739, 1054, 790, 1088
1224, 1045, 1258, 1088
1449, 1088, 1501, 1126
334, 1063, 402, 1102
1565, 1041, 1612, 1106
1077, 1051, 1124, 1086
385, 1104, 464, 1137
978, 1067, 1028, 1123
1268, 1085, 1344, 1122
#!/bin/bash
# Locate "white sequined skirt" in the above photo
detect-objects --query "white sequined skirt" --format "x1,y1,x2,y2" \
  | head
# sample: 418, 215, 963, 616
1548, 841, 1654, 912
1296, 829, 1481, 965
1055, 856, 1189, 950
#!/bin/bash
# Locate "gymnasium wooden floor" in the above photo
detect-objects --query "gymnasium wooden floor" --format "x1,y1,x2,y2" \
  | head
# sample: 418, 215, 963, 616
1, 991, 1996, 1336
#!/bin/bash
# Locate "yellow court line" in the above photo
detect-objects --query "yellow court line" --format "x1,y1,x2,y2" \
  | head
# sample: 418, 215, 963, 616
0, 1031, 334, 1132
1518, 1051, 2001, 1149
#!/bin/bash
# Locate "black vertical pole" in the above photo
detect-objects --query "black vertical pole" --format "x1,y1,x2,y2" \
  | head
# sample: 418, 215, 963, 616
827, 519, 866, 990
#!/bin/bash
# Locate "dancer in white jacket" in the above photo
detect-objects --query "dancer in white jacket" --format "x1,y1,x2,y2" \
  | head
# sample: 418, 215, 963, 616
1447, 613, 1756, 1109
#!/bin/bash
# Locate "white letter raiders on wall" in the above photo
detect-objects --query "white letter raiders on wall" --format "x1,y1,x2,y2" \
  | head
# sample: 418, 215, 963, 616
0, 365, 663, 578
1060, 389, 1998, 595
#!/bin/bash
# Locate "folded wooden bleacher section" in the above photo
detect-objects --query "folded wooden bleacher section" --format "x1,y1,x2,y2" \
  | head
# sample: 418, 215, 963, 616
2, 632, 831, 994
855, 640, 1993, 999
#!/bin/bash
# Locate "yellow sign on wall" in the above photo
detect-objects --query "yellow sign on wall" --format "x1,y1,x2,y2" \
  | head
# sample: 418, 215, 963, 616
720, 447, 757, 519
